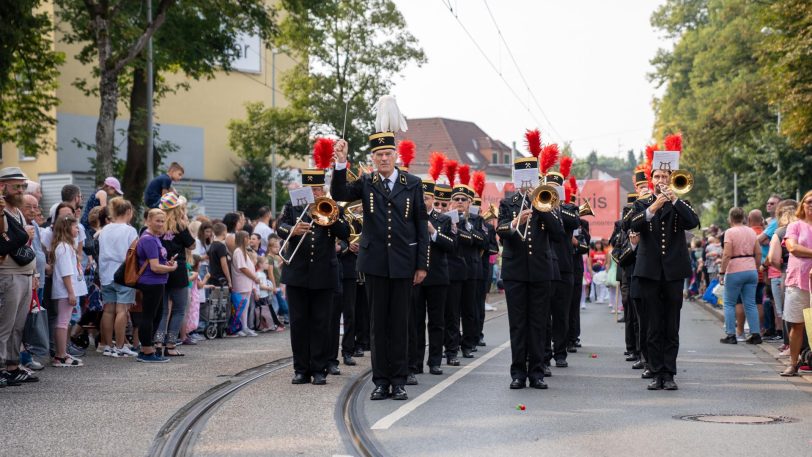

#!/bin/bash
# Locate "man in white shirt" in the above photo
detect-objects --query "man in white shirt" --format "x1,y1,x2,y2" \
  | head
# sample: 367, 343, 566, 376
253, 206, 274, 253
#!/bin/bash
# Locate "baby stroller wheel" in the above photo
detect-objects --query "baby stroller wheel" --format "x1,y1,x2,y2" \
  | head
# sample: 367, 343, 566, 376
204, 324, 218, 340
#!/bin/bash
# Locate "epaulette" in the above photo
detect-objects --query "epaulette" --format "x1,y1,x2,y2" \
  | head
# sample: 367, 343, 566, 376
512, 194, 522, 204
632, 212, 644, 222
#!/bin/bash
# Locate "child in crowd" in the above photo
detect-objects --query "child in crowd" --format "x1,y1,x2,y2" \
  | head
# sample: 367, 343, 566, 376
184, 255, 210, 344
255, 256, 284, 332
250, 232, 265, 257
227, 231, 258, 337
267, 234, 289, 324
143, 162, 185, 209
51, 216, 88, 367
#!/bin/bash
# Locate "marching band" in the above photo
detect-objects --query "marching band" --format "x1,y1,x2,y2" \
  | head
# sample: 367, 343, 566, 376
278, 95, 698, 397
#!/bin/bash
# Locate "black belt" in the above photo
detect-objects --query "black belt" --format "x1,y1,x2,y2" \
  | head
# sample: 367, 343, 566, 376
731, 254, 754, 259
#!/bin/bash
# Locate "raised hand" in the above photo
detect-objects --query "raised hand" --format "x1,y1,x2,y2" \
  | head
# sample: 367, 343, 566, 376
334, 139, 348, 164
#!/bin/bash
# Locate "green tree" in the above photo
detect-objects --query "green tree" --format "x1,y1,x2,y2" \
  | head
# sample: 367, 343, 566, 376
0, 1, 64, 155
277, 0, 426, 163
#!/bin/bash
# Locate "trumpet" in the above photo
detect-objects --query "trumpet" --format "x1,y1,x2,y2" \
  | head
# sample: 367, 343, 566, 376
280, 196, 340, 264
579, 199, 595, 217
530, 183, 560, 213
669, 169, 693, 195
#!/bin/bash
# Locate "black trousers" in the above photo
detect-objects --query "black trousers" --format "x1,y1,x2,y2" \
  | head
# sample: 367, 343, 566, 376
366, 274, 411, 387
138, 284, 165, 348
444, 280, 463, 357
328, 279, 357, 364
550, 273, 573, 361
287, 286, 333, 376
354, 280, 369, 351
480, 264, 493, 338
504, 280, 550, 382
621, 278, 638, 353
409, 284, 447, 372
460, 278, 479, 351
639, 276, 683, 376
567, 270, 583, 344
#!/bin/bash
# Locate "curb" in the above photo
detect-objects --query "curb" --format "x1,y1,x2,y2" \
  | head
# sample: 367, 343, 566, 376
692, 298, 812, 384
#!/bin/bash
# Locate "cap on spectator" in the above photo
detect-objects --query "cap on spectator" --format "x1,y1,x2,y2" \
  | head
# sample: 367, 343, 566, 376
104, 177, 123, 195
0, 167, 28, 181
159, 192, 187, 210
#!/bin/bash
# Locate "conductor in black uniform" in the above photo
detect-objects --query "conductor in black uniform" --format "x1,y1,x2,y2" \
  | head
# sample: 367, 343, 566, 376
278, 169, 350, 386
497, 157, 564, 389
628, 164, 699, 390
331, 135, 429, 401
408, 179, 455, 383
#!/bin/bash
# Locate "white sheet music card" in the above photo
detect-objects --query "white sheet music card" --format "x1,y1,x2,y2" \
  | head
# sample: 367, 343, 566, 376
652, 151, 680, 171
513, 167, 539, 190
469, 205, 480, 216
289, 186, 315, 207
444, 210, 459, 224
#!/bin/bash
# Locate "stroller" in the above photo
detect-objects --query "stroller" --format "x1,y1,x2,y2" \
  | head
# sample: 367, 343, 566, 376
201, 282, 230, 339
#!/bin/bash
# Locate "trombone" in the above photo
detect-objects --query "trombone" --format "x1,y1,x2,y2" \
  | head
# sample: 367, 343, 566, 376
279, 196, 340, 264
519, 180, 560, 240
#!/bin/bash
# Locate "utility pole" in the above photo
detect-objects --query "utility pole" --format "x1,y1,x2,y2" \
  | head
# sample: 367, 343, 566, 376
733, 172, 738, 208
145, 0, 154, 183
270, 49, 277, 217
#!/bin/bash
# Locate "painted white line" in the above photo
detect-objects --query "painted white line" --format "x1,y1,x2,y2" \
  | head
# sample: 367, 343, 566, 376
370, 340, 511, 430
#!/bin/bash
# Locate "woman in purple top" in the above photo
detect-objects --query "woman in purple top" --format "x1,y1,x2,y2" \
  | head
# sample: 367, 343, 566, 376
135, 209, 178, 363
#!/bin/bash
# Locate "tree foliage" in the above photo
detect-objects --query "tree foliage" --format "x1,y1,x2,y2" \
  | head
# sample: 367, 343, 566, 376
650, 0, 812, 224
0, 1, 64, 155
277, 0, 426, 164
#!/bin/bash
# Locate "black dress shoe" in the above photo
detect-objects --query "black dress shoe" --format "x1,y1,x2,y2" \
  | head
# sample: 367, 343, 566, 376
471, 346, 478, 353
291, 373, 310, 384
406, 373, 418, 385
632, 360, 645, 370
477, 338, 487, 347
641, 368, 654, 379
353, 348, 364, 357
574, 340, 582, 348
566, 344, 577, 353
555, 359, 568, 368
543, 365, 552, 377
447, 357, 460, 366
662, 378, 678, 390
623, 351, 630, 356
720, 334, 737, 344
328, 365, 341, 376
647, 376, 664, 390
343, 355, 357, 366
509, 378, 526, 389
462, 349, 474, 358
745, 334, 763, 345
529, 378, 548, 389
392, 385, 408, 400
429, 366, 443, 375
312, 373, 327, 385
370, 385, 389, 400
625, 354, 639, 362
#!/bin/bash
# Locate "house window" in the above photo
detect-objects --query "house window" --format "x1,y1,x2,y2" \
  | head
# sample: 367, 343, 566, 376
503, 153, 510, 164
492, 152, 498, 164
18, 146, 36, 162
465, 152, 480, 164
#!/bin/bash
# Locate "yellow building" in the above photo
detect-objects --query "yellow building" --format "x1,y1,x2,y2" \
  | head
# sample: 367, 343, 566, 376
1, 3, 303, 215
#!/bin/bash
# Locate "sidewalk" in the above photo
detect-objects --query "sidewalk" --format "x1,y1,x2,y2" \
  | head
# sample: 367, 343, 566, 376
692, 297, 812, 384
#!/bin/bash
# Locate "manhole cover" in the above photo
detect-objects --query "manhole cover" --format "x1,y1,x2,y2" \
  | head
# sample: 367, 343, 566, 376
677, 414, 797, 425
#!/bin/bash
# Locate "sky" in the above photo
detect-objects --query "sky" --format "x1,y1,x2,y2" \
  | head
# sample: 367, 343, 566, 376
391, 0, 668, 159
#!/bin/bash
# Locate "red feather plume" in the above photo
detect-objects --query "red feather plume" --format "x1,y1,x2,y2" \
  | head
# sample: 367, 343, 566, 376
645, 144, 658, 167
428, 151, 445, 182
444, 160, 458, 187
398, 140, 415, 168
559, 156, 573, 179
313, 137, 334, 169
664, 132, 682, 153
540, 143, 559, 174
524, 129, 542, 158
568, 175, 578, 197
564, 180, 573, 203
459, 164, 471, 186
644, 161, 654, 190
472, 171, 486, 197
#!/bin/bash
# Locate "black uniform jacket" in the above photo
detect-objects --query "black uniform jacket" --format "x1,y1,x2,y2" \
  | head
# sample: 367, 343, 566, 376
422, 210, 455, 287
459, 213, 488, 280
337, 219, 362, 280
331, 167, 430, 279
447, 219, 468, 282
551, 203, 581, 275
278, 202, 350, 289
573, 218, 591, 275
496, 193, 565, 282
481, 223, 499, 276
628, 194, 700, 281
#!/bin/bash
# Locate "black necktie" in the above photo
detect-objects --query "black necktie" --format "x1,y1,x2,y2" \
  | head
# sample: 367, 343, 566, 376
383, 178, 391, 195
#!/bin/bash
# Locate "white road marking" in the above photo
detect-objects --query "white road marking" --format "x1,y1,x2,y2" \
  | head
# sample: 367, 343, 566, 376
370, 340, 511, 430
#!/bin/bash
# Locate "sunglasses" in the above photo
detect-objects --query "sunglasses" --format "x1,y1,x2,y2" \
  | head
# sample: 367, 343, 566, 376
452, 197, 468, 202
6, 184, 27, 191
433, 202, 448, 208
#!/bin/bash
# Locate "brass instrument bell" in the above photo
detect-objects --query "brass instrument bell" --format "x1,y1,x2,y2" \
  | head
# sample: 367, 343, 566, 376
310, 196, 339, 226
579, 199, 595, 217
669, 169, 693, 196
530, 183, 560, 213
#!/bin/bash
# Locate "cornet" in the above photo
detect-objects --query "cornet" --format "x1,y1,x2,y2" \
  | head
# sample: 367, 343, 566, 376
279, 197, 340, 264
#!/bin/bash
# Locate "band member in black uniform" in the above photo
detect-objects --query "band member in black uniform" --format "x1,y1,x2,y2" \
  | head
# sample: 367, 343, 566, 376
567, 194, 591, 353
329, 208, 363, 370
441, 182, 465, 367
497, 155, 564, 390
628, 152, 699, 391
278, 169, 350, 385
479, 201, 500, 346
544, 170, 580, 368
611, 192, 640, 362
331, 128, 429, 401
408, 180, 455, 383
452, 182, 488, 358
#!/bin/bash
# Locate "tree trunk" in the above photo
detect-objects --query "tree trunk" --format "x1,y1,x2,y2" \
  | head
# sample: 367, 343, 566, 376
123, 65, 148, 211
95, 69, 118, 185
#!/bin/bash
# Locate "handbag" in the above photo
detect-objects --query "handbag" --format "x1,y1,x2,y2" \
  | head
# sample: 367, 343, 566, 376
113, 238, 148, 287
2, 210, 35, 265
22, 291, 50, 360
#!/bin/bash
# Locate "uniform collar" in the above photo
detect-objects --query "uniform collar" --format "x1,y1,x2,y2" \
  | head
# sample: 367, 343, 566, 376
379, 167, 398, 184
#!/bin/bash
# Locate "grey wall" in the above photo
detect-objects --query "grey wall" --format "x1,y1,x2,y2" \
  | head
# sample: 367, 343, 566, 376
56, 113, 205, 179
